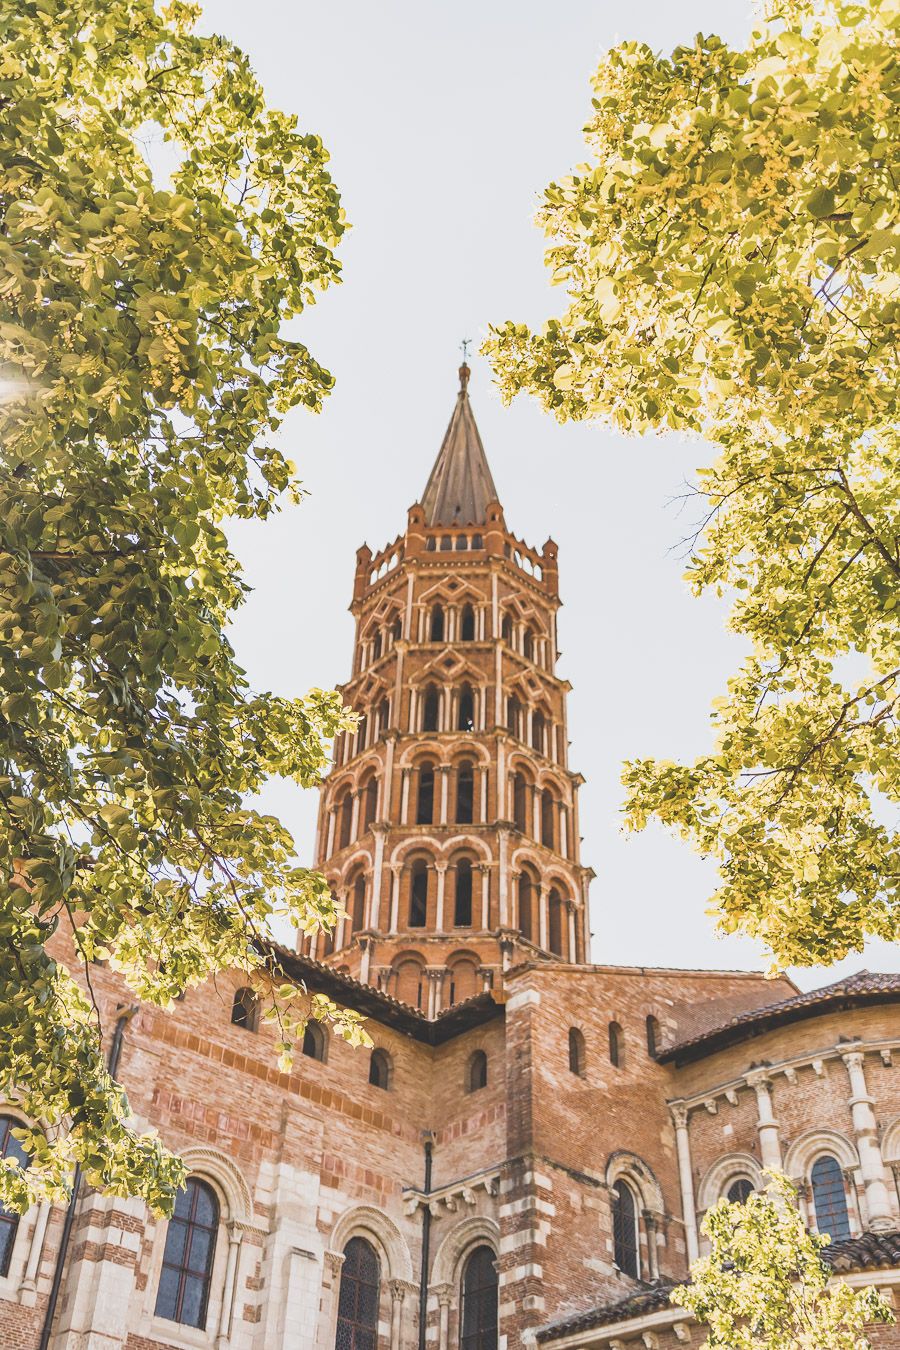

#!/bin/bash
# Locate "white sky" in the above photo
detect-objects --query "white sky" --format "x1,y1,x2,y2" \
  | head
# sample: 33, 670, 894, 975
199, 0, 900, 991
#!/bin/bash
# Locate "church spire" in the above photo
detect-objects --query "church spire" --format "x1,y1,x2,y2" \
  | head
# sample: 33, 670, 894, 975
420, 361, 499, 526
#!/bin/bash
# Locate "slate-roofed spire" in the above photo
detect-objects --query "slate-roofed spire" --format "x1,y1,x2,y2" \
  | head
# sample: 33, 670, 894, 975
420, 362, 499, 526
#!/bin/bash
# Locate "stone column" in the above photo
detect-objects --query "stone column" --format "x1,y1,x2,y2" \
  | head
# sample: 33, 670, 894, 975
479, 766, 489, 823
435, 862, 448, 931
383, 733, 396, 817
389, 865, 402, 933
671, 1105, 699, 1263
217, 1224, 244, 1345
400, 768, 411, 824
498, 826, 510, 926
324, 1250, 346, 1350
538, 884, 549, 951
559, 806, 568, 858
439, 765, 450, 825
350, 789, 361, 840
745, 1071, 782, 1172
20, 1201, 50, 1295
566, 902, 577, 963
426, 969, 444, 1020
842, 1049, 894, 1228
359, 936, 373, 985
335, 888, 348, 951
643, 1211, 660, 1280
325, 808, 336, 856
436, 1282, 453, 1350
478, 864, 490, 929
409, 687, 418, 733
389, 1279, 406, 1350
370, 824, 387, 930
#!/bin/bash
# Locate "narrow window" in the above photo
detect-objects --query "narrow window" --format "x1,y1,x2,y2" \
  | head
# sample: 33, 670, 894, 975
336, 1237, 380, 1350
409, 860, 428, 927
368, 1049, 392, 1090
501, 614, 512, 644
646, 1014, 660, 1057
513, 774, 528, 833
460, 604, 476, 641
155, 1178, 218, 1329
372, 630, 382, 660
456, 760, 474, 824
378, 697, 390, 733
338, 793, 353, 850
392, 616, 403, 642
531, 709, 545, 754
548, 888, 564, 956
612, 1180, 639, 1279
471, 534, 483, 549
350, 874, 366, 933
231, 987, 259, 1032
356, 713, 368, 752
568, 1027, 586, 1076
609, 1021, 624, 1068
518, 872, 533, 940
811, 1155, 851, 1239
426, 536, 436, 552
362, 777, 378, 830
416, 765, 435, 824
461, 1245, 498, 1350
447, 960, 478, 1005
727, 1178, 755, 1205
458, 684, 475, 731
454, 858, 473, 927
430, 604, 445, 641
467, 1050, 488, 1092
540, 789, 555, 849
0, 1117, 29, 1277
523, 628, 535, 661
456, 534, 467, 550
506, 696, 521, 738
302, 1022, 326, 1061
440, 535, 452, 551
423, 685, 440, 732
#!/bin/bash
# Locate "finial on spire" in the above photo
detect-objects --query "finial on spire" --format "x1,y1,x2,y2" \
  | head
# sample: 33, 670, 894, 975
459, 337, 472, 393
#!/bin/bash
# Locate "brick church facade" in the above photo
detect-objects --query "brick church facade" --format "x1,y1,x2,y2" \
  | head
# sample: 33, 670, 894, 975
3, 367, 900, 1348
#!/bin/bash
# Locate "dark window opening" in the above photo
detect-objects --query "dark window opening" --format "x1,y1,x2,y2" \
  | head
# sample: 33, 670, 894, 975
727, 1178, 755, 1205
362, 778, 378, 831
336, 1237, 380, 1350
518, 873, 533, 940
541, 789, 555, 849
461, 1245, 498, 1350
456, 761, 475, 824
338, 793, 353, 850
568, 1027, 586, 1076
409, 860, 428, 927
461, 605, 476, 641
811, 1155, 851, 1240
440, 535, 452, 551
513, 774, 528, 833
501, 615, 513, 644
506, 696, 522, 738
609, 1021, 624, 1068
646, 1014, 660, 1057
378, 697, 390, 733
231, 987, 259, 1032
368, 1049, 391, 1090
456, 535, 467, 551
612, 1180, 639, 1279
531, 710, 545, 754
458, 685, 475, 731
302, 1022, 327, 1061
454, 858, 473, 927
425, 536, 436, 552
423, 686, 440, 732
523, 629, 534, 661
430, 604, 445, 641
548, 888, 564, 956
472, 534, 483, 549
155, 1178, 218, 1329
416, 765, 435, 824
351, 874, 366, 933
467, 1050, 488, 1092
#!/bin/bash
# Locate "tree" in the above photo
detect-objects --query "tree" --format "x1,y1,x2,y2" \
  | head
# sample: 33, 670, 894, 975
486, 0, 900, 971
674, 1175, 893, 1349
0, 0, 362, 1215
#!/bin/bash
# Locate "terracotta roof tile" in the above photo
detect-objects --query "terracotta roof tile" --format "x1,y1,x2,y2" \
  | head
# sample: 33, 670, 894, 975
420, 364, 499, 526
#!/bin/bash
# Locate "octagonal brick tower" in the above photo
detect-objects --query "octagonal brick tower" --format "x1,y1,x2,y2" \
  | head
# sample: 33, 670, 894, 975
304, 362, 593, 1014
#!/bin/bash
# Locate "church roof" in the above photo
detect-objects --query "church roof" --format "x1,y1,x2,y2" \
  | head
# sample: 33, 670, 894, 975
420, 363, 499, 526
658, 969, 900, 1065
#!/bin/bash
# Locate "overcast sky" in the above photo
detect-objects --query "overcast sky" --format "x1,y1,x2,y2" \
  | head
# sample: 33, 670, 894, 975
199, 0, 900, 991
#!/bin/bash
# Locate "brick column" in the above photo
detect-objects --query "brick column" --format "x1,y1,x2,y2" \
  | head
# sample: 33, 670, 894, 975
745, 1070, 782, 1172
842, 1049, 894, 1228
671, 1105, 699, 1263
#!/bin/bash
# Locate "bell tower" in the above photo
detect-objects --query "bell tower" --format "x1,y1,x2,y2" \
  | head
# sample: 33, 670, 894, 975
305, 363, 592, 1013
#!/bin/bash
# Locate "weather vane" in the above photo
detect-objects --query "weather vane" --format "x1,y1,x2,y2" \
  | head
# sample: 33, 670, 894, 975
460, 337, 472, 362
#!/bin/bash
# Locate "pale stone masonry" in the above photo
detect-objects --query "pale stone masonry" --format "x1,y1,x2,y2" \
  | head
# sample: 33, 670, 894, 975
3, 367, 899, 1349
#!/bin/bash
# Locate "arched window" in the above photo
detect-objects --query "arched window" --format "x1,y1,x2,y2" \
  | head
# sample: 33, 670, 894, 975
426, 536, 436, 552
512, 773, 528, 833
506, 696, 522, 738
302, 1022, 326, 1062
395, 958, 425, 1010
456, 760, 474, 824
456, 534, 468, 551
458, 684, 475, 731
523, 628, 535, 662
646, 1015, 660, 1057
423, 685, 440, 732
447, 958, 479, 1005
155, 1178, 218, 1329
471, 534, 483, 549
568, 1027, 586, 1076
461, 1245, 498, 1350
612, 1180, 639, 1279
378, 697, 390, 733
440, 535, 452, 551
409, 859, 428, 927
0, 1117, 29, 1277
531, 709, 545, 754
231, 987, 259, 1032
350, 873, 367, 934
368, 1049, 392, 1090
455, 858, 473, 927
336, 1237, 380, 1350
609, 1021, 625, 1068
811, 1155, 851, 1239
430, 604, 445, 641
501, 614, 512, 644
391, 616, 403, 643
372, 630, 382, 660
548, 888, 564, 956
416, 764, 435, 824
338, 792, 353, 850
727, 1177, 755, 1205
460, 604, 476, 641
356, 713, 368, 752
518, 872, 533, 940
540, 789, 555, 849
362, 777, 378, 831
467, 1050, 488, 1092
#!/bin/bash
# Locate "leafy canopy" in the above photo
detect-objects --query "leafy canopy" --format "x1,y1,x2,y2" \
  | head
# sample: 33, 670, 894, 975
486, 0, 900, 969
0, 0, 359, 1214
675, 1175, 893, 1349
